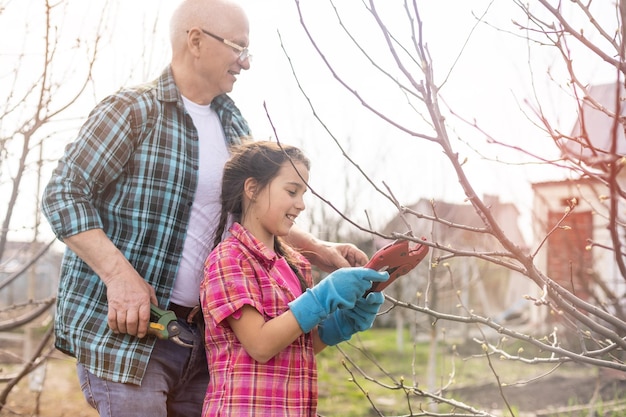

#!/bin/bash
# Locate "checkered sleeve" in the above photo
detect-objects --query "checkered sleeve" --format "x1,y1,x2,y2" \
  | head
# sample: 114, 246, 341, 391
201, 240, 263, 326
41, 93, 150, 240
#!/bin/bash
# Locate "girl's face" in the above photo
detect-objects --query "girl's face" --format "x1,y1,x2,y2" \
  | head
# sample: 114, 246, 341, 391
243, 161, 309, 248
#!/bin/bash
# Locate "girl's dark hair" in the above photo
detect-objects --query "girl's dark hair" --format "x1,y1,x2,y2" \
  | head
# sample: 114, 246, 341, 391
213, 140, 311, 290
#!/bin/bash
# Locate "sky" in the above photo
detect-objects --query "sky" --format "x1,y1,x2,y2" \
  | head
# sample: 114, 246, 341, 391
1, 0, 618, 243
218, 1, 615, 240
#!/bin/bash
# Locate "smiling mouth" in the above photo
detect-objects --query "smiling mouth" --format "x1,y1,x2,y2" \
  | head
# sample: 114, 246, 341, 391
286, 214, 297, 223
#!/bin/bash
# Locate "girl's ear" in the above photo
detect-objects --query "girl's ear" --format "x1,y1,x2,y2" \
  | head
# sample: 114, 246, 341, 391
243, 177, 258, 202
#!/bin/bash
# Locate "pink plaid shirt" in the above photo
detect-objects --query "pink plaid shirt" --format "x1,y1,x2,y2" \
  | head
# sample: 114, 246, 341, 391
201, 222, 317, 416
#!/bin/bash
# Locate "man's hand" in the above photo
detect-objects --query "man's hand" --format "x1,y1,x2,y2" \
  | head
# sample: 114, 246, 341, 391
105, 269, 157, 338
64, 229, 158, 338
285, 226, 368, 272
307, 241, 369, 272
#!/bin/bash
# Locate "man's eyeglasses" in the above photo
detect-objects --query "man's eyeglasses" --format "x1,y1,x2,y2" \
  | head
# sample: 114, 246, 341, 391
200, 29, 251, 63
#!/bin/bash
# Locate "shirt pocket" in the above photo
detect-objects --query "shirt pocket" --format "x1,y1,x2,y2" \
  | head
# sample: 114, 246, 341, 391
258, 279, 293, 319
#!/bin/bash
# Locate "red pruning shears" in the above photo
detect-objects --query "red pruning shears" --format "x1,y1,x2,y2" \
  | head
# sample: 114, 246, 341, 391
365, 238, 429, 294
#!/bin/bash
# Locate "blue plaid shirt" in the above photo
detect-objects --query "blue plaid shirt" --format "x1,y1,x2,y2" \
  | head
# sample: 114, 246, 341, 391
41, 66, 252, 385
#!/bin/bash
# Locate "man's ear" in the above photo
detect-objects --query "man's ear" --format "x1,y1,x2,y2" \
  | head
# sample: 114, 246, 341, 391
186, 28, 203, 58
243, 177, 258, 202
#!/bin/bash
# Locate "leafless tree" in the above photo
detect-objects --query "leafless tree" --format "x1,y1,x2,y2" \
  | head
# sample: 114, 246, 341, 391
284, 0, 626, 415
2, 0, 626, 415
0, 0, 167, 413
0, 0, 107, 411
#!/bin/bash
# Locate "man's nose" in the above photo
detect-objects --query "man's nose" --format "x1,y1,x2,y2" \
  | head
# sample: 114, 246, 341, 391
238, 56, 251, 70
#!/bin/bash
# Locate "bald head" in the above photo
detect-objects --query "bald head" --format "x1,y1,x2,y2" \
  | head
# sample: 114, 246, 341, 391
170, 0, 249, 54
168, 0, 251, 104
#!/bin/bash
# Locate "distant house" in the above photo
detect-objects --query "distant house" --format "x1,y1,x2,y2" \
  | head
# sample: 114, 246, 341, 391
378, 195, 533, 338
0, 241, 60, 311
562, 83, 626, 165
532, 82, 626, 323
531, 179, 621, 302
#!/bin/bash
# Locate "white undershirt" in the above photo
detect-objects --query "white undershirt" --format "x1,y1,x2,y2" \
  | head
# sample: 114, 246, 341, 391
170, 96, 230, 306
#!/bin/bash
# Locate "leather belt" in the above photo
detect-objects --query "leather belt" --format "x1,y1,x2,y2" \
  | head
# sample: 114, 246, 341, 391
169, 302, 203, 325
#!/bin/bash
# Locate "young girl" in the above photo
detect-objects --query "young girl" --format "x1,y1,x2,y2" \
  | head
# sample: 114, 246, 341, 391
200, 141, 388, 416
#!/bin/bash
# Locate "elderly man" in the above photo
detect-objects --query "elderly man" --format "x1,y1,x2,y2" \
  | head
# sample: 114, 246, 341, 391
41, 0, 368, 415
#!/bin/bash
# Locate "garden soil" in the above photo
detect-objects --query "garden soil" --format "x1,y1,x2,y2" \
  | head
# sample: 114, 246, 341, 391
1, 352, 625, 416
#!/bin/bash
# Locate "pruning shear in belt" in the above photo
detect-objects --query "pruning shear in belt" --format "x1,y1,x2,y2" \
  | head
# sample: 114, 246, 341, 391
365, 237, 429, 294
148, 304, 195, 348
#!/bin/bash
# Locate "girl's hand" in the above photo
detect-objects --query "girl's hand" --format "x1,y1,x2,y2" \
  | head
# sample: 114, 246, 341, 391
318, 291, 385, 346
288, 268, 389, 333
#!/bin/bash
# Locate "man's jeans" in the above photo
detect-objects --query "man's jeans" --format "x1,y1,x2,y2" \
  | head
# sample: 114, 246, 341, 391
77, 321, 208, 417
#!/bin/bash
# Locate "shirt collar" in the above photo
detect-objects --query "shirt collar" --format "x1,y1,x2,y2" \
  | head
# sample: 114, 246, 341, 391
156, 65, 237, 109
228, 222, 278, 270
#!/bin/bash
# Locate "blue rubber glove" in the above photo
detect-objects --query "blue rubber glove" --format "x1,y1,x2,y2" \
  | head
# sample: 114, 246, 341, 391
289, 267, 389, 333
318, 291, 385, 346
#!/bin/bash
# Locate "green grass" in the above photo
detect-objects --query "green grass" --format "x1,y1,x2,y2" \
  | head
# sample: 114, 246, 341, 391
314, 327, 594, 417
316, 328, 437, 417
